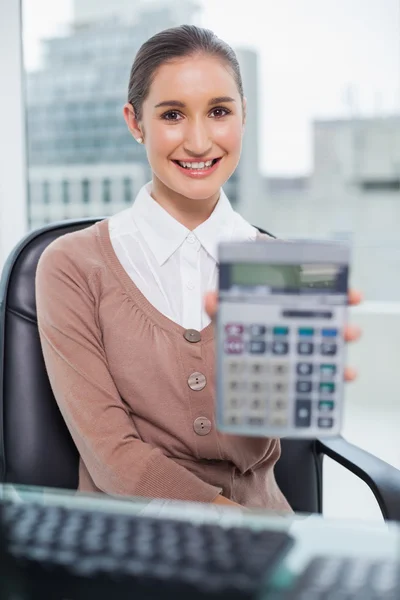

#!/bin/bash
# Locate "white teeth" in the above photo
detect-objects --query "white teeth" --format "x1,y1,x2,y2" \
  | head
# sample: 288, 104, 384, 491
178, 159, 214, 169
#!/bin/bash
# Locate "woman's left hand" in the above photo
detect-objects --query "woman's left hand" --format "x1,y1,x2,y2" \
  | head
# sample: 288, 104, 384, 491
204, 289, 362, 383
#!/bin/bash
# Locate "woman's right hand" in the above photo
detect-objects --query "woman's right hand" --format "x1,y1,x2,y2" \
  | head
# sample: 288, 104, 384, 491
212, 494, 243, 508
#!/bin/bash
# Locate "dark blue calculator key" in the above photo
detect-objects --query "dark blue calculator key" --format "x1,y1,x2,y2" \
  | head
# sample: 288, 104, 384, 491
248, 340, 267, 354
318, 417, 334, 429
321, 328, 338, 337
249, 324, 267, 337
321, 343, 337, 356
295, 399, 312, 428
297, 342, 314, 356
296, 380, 312, 394
297, 363, 313, 376
272, 341, 289, 355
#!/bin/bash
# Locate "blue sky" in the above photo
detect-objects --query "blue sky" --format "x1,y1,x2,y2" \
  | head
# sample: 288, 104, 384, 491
23, 0, 400, 175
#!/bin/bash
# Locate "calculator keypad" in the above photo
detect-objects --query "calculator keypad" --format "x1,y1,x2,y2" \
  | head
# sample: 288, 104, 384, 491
221, 323, 341, 433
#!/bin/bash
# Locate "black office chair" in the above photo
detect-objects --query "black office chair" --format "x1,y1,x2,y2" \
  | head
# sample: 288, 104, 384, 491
1, 219, 400, 520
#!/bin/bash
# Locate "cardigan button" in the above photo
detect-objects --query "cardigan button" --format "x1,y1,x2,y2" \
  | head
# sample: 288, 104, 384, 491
188, 372, 207, 391
183, 329, 201, 343
193, 417, 212, 436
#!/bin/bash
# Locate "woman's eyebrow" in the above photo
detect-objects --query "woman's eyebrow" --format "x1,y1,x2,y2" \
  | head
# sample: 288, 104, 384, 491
154, 96, 236, 109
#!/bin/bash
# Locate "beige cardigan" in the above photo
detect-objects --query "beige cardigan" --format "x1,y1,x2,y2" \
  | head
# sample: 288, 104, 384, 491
35, 218, 291, 512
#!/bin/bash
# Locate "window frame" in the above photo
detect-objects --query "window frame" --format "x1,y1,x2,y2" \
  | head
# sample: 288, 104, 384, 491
0, 0, 28, 271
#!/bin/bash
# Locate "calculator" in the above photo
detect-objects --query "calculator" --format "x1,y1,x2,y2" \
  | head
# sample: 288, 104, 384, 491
216, 239, 350, 438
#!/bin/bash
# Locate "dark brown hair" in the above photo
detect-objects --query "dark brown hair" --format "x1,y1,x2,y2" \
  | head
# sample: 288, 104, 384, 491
128, 24, 244, 121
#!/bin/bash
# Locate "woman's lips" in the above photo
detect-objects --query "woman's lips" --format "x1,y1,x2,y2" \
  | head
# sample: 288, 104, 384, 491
171, 157, 222, 178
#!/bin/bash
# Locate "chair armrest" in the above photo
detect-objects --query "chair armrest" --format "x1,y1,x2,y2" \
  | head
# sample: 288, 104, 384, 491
316, 436, 400, 522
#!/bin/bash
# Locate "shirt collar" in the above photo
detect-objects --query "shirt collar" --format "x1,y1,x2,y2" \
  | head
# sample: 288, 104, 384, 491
130, 182, 256, 265
130, 183, 190, 265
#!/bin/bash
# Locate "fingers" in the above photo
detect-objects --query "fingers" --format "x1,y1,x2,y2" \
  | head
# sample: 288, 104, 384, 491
344, 366, 357, 382
344, 324, 361, 342
204, 291, 217, 320
348, 289, 362, 306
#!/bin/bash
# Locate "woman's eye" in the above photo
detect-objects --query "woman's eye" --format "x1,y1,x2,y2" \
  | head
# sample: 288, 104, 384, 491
210, 107, 230, 118
162, 111, 182, 121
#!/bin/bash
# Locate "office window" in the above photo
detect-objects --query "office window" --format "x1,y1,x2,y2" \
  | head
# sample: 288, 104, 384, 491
62, 180, 70, 204
17, 0, 400, 522
82, 179, 90, 204
102, 178, 111, 203
42, 180, 50, 204
123, 177, 132, 204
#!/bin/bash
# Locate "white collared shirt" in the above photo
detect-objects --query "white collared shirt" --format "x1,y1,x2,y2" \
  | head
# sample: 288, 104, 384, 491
108, 182, 257, 330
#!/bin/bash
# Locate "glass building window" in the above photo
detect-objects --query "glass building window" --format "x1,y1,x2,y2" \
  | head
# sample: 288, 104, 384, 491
42, 181, 50, 204
82, 179, 90, 203
102, 178, 111, 203
123, 177, 132, 203
62, 180, 70, 204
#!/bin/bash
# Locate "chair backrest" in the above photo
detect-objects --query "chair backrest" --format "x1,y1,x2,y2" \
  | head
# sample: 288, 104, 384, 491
0, 219, 323, 513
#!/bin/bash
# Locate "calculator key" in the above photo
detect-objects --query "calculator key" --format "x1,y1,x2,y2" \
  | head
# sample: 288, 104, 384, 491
249, 340, 267, 354
247, 416, 265, 426
272, 381, 288, 394
272, 341, 289, 355
249, 324, 267, 336
228, 397, 242, 409
297, 342, 314, 355
225, 324, 244, 336
271, 397, 288, 411
318, 417, 334, 428
320, 364, 337, 377
227, 414, 242, 425
321, 343, 337, 356
273, 326, 289, 336
250, 397, 262, 409
322, 328, 338, 337
248, 361, 268, 375
270, 414, 288, 427
319, 400, 335, 412
226, 360, 243, 375
228, 380, 243, 391
296, 380, 312, 394
224, 338, 244, 354
272, 363, 289, 376
297, 362, 313, 376
249, 381, 268, 393
298, 327, 314, 336
320, 382, 335, 394
295, 399, 312, 427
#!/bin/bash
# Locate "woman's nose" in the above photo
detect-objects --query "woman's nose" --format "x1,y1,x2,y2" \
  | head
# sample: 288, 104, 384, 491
183, 121, 212, 157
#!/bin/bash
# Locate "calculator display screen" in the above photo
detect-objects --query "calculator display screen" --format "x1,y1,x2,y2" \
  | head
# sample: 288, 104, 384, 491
229, 263, 346, 293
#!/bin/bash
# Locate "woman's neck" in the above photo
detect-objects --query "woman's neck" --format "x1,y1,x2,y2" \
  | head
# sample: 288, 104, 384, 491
150, 176, 220, 230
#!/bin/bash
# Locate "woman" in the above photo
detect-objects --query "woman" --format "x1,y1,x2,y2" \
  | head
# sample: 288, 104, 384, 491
35, 25, 361, 511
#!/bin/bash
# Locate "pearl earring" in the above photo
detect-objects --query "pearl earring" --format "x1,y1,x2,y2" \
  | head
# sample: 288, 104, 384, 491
136, 137, 143, 144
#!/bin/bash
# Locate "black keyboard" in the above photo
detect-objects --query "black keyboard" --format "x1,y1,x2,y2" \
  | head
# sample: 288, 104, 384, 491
1, 500, 294, 599
285, 555, 400, 599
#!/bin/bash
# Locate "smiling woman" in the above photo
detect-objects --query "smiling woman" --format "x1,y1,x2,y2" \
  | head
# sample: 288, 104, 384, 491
35, 24, 361, 513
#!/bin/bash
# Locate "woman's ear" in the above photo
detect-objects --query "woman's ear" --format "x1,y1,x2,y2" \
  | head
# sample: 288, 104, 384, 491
123, 103, 144, 143
242, 97, 247, 129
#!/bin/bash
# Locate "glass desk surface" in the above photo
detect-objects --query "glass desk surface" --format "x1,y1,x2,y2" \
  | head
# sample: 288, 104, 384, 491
1, 484, 399, 598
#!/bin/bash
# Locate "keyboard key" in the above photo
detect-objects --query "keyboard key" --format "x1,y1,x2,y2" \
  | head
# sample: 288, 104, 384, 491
248, 360, 268, 375
271, 397, 288, 411
247, 416, 265, 426
295, 399, 312, 427
249, 324, 267, 336
297, 362, 313, 376
321, 342, 337, 356
272, 381, 288, 394
296, 380, 312, 393
249, 340, 267, 354
272, 341, 289, 355
270, 414, 288, 427
297, 342, 314, 355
